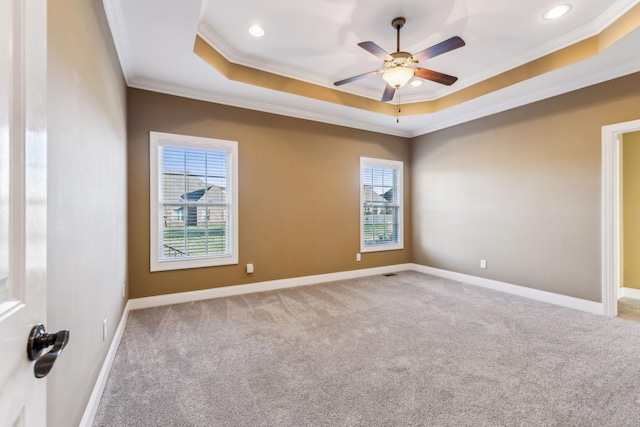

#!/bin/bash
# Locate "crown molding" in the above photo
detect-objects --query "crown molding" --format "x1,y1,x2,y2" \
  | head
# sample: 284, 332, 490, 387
104, 0, 640, 108
197, 23, 384, 101
128, 78, 413, 138
195, 0, 640, 106
102, 0, 136, 84
593, 0, 640, 31
413, 0, 640, 106
106, 0, 640, 137
134, 29, 640, 140
413, 54, 640, 136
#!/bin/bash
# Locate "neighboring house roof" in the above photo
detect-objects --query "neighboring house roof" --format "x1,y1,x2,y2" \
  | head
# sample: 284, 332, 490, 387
202, 185, 226, 203
162, 170, 226, 203
363, 185, 388, 204
382, 188, 394, 203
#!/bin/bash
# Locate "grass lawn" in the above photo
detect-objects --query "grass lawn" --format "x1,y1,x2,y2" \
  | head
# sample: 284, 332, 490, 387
162, 225, 227, 257
363, 224, 396, 243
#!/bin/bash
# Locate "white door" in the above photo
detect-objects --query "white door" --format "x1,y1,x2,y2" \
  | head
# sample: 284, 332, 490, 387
0, 0, 48, 426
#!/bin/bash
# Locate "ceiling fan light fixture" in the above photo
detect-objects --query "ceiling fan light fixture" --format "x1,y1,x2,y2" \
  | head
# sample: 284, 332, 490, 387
382, 66, 414, 88
543, 4, 572, 20
333, 17, 464, 101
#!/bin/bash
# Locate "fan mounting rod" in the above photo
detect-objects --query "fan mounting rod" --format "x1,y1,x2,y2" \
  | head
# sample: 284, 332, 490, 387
391, 17, 405, 53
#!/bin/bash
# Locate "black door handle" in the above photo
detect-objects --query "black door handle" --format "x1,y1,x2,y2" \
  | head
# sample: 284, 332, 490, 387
27, 324, 70, 378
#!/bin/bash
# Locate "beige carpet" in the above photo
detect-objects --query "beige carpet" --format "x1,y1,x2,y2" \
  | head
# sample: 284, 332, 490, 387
95, 271, 640, 426
618, 297, 640, 322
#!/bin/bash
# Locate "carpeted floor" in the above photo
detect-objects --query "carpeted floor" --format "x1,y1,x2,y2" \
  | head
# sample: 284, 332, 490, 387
94, 271, 640, 426
618, 297, 640, 322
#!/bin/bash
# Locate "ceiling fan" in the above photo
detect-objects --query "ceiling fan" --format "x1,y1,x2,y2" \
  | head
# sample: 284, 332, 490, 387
334, 17, 465, 102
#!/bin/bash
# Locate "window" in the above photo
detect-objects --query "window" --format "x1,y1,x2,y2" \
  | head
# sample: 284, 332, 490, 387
150, 132, 238, 271
360, 157, 403, 252
172, 207, 184, 221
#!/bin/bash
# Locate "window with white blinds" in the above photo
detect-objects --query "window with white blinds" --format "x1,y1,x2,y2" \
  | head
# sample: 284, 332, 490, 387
150, 132, 238, 271
360, 157, 403, 253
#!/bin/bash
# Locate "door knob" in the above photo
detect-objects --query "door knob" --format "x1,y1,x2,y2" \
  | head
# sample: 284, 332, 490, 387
27, 324, 70, 378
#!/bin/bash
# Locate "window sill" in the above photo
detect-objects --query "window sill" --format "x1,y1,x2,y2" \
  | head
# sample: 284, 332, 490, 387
360, 243, 404, 253
150, 255, 238, 272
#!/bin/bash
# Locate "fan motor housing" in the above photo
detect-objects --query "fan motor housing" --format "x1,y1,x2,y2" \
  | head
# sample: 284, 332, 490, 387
385, 51, 416, 68
391, 17, 406, 29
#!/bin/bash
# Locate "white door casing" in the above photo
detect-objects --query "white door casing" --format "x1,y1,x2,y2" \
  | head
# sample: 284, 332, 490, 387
601, 119, 640, 318
0, 0, 48, 425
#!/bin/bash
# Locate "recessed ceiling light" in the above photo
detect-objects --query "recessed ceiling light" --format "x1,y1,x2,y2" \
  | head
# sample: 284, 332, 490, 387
248, 25, 264, 37
409, 79, 424, 87
543, 4, 572, 20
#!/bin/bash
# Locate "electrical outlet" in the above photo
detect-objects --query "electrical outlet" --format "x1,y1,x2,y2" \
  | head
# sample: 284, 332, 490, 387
246, 263, 254, 274
356, 253, 361, 262
103, 318, 107, 341
480, 259, 487, 269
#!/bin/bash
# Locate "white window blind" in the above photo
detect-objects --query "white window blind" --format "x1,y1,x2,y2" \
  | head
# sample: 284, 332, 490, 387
150, 132, 238, 271
360, 157, 403, 252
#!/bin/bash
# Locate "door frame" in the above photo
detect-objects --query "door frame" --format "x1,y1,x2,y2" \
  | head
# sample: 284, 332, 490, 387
601, 119, 640, 317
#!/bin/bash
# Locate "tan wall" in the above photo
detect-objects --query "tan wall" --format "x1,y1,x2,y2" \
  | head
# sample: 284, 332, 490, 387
48, 0, 127, 425
128, 89, 411, 298
411, 72, 640, 302
623, 131, 640, 290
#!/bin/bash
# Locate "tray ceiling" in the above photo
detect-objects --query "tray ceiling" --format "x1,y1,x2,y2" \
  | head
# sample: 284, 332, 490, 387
104, 0, 640, 137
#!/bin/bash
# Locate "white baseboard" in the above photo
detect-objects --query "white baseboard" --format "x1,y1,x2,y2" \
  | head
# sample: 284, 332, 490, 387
122, 264, 604, 315
127, 264, 414, 310
81, 262, 604, 424
619, 287, 640, 300
410, 264, 603, 315
79, 300, 132, 427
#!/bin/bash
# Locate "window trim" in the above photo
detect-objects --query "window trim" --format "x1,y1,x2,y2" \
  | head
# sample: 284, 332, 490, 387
149, 131, 239, 272
360, 157, 404, 253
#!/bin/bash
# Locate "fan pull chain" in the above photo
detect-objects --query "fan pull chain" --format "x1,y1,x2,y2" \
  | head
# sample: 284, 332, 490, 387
396, 90, 401, 123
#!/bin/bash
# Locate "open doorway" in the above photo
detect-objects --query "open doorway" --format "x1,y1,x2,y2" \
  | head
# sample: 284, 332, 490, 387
618, 131, 640, 321
601, 119, 640, 318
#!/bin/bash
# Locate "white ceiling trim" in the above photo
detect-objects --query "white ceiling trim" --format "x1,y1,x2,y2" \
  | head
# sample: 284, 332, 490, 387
387, 8, 639, 105
415, 17, 610, 107
128, 77, 413, 138
194, 1, 640, 106
593, 0, 640, 30
102, 0, 640, 138
131, 41, 640, 140
196, 23, 384, 102
413, 51, 640, 135
102, 0, 136, 84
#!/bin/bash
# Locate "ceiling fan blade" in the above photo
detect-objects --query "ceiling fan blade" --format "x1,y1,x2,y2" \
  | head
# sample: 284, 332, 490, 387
334, 70, 379, 86
412, 36, 465, 63
414, 68, 458, 86
358, 41, 393, 61
381, 84, 396, 102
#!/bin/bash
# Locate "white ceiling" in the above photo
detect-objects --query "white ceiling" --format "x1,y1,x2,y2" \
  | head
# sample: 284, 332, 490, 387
104, 0, 640, 137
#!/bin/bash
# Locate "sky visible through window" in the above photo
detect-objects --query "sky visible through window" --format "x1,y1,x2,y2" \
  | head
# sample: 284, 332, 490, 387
363, 166, 396, 202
